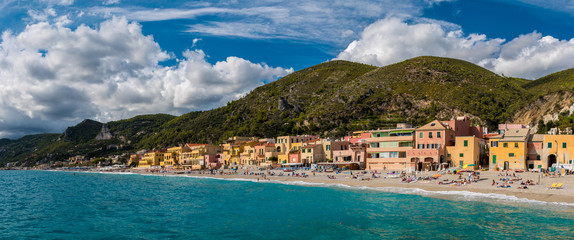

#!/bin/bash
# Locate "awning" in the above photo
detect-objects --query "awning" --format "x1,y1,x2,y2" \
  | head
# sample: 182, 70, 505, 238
391, 130, 414, 134
281, 163, 304, 166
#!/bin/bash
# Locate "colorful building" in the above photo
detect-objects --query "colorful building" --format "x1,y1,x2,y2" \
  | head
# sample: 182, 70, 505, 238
179, 144, 221, 169
446, 136, 481, 169
527, 134, 544, 170
332, 142, 367, 169
366, 125, 416, 171
301, 144, 324, 164
163, 146, 183, 167
140, 150, 165, 168
541, 135, 574, 169
407, 120, 454, 171
489, 128, 529, 171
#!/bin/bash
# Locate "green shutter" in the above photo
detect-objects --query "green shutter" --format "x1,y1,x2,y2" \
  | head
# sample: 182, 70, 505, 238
548, 142, 552, 148
563, 142, 567, 148
459, 153, 464, 157
419, 132, 423, 138
493, 155, 497, 164
464, 140, 468, 147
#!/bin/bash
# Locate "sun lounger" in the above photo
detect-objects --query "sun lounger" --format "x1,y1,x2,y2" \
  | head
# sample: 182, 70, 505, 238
555, 183, 563, 189
548, 183, 557, 189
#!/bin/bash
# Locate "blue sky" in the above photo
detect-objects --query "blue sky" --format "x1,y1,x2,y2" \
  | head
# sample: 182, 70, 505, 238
1, 0, 574, 139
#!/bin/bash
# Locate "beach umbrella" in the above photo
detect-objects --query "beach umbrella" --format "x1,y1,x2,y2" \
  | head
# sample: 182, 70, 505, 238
463, 164, 476, 169
432, 174, 441, 178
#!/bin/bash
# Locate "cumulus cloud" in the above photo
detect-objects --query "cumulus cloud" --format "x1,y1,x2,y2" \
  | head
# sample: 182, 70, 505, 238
0, 17, 292, 138
336, 17, 574, 79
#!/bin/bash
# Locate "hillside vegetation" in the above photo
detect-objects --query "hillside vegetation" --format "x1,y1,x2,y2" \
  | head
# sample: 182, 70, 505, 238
522, 68, 574, 95
139, 57, 534, 148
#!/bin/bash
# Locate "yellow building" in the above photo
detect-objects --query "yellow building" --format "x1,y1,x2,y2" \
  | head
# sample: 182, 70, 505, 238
179, 144, 221, 170
541, 135, 574, 169
140, 150, 165, 168
446, 136, 480, 170
163, 146, 183, 167
489, 129, 529, 171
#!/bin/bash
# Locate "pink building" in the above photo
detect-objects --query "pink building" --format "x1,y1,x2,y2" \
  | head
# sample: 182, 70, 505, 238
345, 132, 371, 144
288, 151, 301, 164
204, 154, 223, 169
332, 143, 367, 169
254, 143, 276, 164
408, 120, 455, 171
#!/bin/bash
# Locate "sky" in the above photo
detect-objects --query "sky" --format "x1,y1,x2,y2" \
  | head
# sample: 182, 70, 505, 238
1, 0, 574, 139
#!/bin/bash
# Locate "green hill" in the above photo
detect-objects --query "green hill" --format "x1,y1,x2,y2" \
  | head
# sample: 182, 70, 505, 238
522, 68, 574, 95
0, 134, 60, 166
138, 56, 533, 148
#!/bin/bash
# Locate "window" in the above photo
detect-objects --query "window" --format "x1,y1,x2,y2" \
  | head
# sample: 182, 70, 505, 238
398, 152, 406, 158
420, 132, 423, 138
389, 152, 398, 158
537, 155, 541, 160
528, 164, 534, 169
493, 155, 497, 164
503, 143, 508, 148
509, 153, 514, 157
326, 145, 331, 151
437, 132, 441, 138
447, 154, 451, 158
491, 141, 498, 147
514, 143, 518, 148
429, 132, 433, 138
459, 153, 464, 158
563, 142, 567, 148
464, 140, 468, 147
548, 142, 552, 148
459, 161, 464, 166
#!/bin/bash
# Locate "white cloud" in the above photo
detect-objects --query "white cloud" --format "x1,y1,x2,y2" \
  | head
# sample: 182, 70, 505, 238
336, 17, 574, 79
89, 1, 423, 45
0, 17, 292, 138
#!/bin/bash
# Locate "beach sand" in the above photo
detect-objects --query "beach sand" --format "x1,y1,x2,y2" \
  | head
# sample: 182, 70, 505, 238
124, 168, 574, 205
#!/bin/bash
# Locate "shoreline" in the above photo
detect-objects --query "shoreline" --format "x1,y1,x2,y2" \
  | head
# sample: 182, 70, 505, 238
53, 168, 574, 207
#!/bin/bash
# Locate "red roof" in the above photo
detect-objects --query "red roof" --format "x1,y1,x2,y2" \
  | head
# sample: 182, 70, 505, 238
305, 138, 321, 143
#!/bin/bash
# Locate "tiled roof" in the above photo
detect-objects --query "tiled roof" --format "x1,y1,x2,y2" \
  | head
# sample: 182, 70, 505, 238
416, 120, 448, 131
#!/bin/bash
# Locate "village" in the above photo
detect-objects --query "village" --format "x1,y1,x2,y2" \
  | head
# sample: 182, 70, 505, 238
54, 116, 574, 174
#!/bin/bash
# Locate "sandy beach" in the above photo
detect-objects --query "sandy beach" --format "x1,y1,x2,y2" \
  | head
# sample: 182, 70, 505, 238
119, 168, 574, 206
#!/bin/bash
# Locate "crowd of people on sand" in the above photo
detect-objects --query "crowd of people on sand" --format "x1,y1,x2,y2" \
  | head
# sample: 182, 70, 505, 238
129, 165, 570, 192
488, 170, 537, 189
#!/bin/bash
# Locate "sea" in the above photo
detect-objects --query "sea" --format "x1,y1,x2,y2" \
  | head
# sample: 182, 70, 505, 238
1, 170, 574, 239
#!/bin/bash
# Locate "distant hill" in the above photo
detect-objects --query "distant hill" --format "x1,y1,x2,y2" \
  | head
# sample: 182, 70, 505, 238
3, 56, 574, 167
0, 134, 60, 166
0, 114, 175, 166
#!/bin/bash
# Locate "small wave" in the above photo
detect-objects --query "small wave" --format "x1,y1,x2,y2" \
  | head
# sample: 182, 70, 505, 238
199, 176, 574, 207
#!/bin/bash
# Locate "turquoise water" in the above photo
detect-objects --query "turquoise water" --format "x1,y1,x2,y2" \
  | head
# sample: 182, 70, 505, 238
1, 171, 574, 239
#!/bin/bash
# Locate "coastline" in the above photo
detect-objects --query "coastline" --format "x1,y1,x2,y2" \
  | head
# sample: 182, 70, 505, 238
59, 168, 574, 207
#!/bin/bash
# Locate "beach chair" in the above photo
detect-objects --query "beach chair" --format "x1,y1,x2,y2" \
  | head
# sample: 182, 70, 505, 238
547, 183, 557, 189
555, 183, 563, 189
